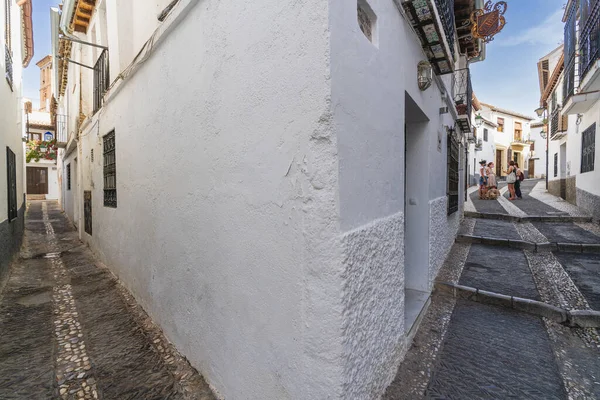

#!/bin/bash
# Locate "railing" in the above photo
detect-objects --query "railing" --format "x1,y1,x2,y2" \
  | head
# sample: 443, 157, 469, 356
550, 107, 568, 140
453, 68, 472, 115
93, 49, 109, 114
475, 139, 483, 150
55, 114, 68, 144
433, 0, 456, 58
579, 0, 600, 82
563, 1, 578, 103
5, 44, 13, 91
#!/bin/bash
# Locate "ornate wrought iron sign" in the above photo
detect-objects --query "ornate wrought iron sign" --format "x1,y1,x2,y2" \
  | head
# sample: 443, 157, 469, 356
470, 1, 507, 43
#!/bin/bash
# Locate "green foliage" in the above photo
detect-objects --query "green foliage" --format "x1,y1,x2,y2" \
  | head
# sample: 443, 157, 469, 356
26, 139, 58, 163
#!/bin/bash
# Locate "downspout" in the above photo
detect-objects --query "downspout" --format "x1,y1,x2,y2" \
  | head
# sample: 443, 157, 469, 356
59, 0, 77, 40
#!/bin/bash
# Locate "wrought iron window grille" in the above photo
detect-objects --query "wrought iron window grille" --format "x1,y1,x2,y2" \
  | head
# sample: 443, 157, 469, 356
447, 132, 460, 215
6, 147, 17, 222
93, 49, 109, 114
67, 164, 71, 191
581, 123, 596, 173
579, 0, 600, 82
103, 130, 117, 208
5, 44, 13, 91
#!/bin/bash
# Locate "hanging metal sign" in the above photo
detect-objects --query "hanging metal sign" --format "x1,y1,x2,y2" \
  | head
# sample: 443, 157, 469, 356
471, 1, 507, 43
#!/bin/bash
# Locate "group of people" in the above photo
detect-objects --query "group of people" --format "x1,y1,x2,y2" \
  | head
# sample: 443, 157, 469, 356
478, 160, 524, 200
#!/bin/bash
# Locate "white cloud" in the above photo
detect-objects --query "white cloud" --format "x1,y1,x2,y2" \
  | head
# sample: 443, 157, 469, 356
495, 8, 564, 47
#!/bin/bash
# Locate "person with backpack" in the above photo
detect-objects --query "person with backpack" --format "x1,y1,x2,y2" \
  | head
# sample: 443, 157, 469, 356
515, 162, 524, 199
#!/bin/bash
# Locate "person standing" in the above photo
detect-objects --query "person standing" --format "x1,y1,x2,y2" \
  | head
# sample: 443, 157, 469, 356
479, 160, 488, 199
486, 162, 497, 189
515, 163, 524, 199
506, 161, 517, 200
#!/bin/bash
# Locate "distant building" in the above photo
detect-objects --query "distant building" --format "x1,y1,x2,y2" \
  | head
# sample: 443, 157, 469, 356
1, 0, 33, 282
24, 56, 59, 201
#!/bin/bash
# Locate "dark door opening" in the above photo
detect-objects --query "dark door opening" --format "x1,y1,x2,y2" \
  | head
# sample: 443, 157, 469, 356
26, 167, 48, 195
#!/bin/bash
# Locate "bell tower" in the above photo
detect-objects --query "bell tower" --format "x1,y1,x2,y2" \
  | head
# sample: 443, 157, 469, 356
36, 55, 53, 111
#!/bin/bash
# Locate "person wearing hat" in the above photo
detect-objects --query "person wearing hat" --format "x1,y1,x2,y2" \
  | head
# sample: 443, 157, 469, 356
479, 160, 488, 199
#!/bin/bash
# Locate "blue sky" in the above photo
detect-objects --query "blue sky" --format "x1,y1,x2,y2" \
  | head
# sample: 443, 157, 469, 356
24, 0, 564, 116
471, 0, 565, 117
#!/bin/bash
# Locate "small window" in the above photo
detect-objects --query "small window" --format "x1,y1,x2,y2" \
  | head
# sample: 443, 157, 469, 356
103, 130, 117, 207
554, 153, 558, 177
357, 0, 376, 44
6, 147, 17, 221
514, 121, 522, 141
581, 123, 596, 173
67, 164, 71, 190
497, 117, 504, 132
483, 128, 488, 142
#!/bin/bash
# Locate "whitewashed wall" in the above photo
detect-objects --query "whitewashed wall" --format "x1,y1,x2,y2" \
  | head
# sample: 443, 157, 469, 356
0, 0, 25, 218
78, 1, 344, 399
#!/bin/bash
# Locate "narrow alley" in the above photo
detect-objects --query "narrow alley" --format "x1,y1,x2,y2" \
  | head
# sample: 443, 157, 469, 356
0, 201, 215, 400
384, 180, 600, 399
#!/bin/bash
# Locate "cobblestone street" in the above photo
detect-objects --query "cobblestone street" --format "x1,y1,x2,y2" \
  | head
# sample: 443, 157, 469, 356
0, 201, 215, 400
385, 180, 600, 399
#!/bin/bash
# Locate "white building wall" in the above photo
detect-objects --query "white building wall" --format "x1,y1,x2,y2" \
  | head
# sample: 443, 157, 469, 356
330, 2, 465, 397
76, 1, 343, 399
56, 0, 475, 398
529, 124, 547, 178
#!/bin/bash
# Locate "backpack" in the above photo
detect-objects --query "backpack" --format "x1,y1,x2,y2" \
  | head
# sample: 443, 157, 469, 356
518, 171, 524, 181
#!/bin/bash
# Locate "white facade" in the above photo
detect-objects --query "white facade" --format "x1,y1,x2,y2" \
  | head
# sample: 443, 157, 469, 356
529, 122, 546, 178
52, 0, 488, 398
537, 3, 600, 220
479, 104, 535, 177
25, 110, 59, 200
1, 0, 31, 278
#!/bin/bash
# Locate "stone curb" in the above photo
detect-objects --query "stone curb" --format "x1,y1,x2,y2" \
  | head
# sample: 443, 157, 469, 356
464, 211, 593, 223
455, 235, 600, 254
434, 282, 600, 327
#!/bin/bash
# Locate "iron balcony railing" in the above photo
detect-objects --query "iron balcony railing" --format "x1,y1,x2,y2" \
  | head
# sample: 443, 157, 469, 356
5, 44, 13, 91
550, 106, 568, 140
55, 114, 68, 144
579, 0, 600, 82
93, 49, 109, 114
433, 0, 456, 59
564, 1, 578, 103
453, 68, 472, 115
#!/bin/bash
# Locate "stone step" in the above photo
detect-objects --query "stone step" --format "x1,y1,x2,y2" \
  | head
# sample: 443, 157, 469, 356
455, 234, 600, 254
27, 194, 46, 200
434, 281, 600, 328
464, 211, 592, 223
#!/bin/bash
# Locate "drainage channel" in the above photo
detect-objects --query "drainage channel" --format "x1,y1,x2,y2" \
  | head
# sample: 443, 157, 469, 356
42, 202, 99, 400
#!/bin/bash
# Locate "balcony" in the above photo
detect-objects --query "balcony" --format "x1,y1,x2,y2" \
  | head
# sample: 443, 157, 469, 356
452, 68, 472, 134
579, 0, 600, 84
550, 107, 568, 141
55, 114, 68, 148
467, 127, 476, 143
400, 0, 456, 75
5, 45, 13, 91
93, 49, 109, 114
475, 138, 482, 151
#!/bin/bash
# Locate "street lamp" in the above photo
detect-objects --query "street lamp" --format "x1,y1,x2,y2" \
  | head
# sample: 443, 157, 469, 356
475, 113, 484, 128
534, 106, 549, 190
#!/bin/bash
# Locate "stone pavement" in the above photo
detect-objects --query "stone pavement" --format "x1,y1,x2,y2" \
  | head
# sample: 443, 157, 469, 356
0, 201, 215, 400
385, 180, 600, 399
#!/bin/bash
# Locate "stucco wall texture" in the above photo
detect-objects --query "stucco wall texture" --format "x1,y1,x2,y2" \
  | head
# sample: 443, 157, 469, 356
68, 1, 464, 399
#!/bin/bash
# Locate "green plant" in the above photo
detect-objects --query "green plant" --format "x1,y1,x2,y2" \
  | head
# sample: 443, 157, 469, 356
26, 139, 58, 163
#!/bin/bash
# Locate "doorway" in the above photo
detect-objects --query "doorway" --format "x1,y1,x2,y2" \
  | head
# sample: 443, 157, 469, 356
496, 150, 503, 176
73, 158, 79, 228
404, 93, 430, 334
560, 143, 567, 199
528, 159, 535, 178
26, 167, 48, 195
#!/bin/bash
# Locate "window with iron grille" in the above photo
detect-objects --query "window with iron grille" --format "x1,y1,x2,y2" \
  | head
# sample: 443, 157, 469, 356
93, 49, 109, 113
4, 0, 12, 90
483, 128, 488, 142
447, 133, 459, 215
554, 153, 558, 177
6, 147, 17, 221
563, 1, 578, 103
103, 130, 117, 207
579, 0, 600, 82
433, 0, 456, 58
66, 164, 71, 190
581, 123, 596, 173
